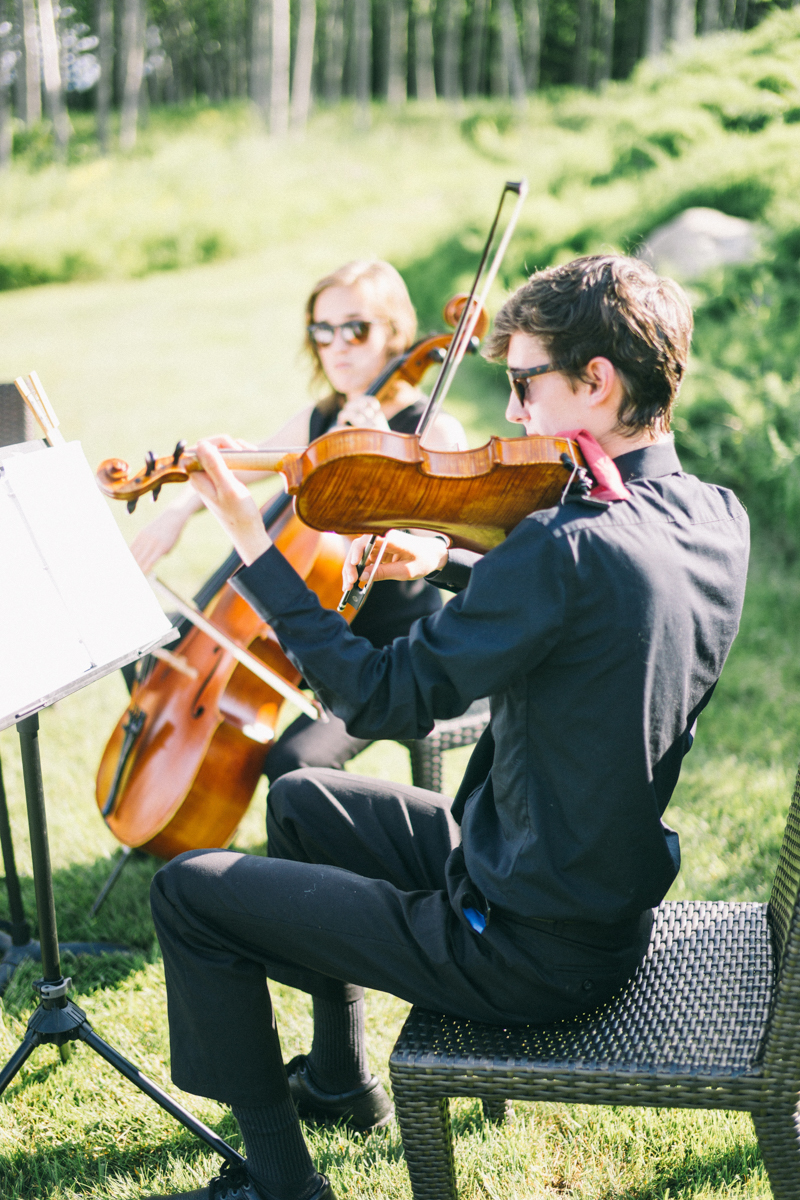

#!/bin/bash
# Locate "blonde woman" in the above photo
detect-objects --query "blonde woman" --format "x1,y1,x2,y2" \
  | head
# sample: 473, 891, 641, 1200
131, 259, 466, 780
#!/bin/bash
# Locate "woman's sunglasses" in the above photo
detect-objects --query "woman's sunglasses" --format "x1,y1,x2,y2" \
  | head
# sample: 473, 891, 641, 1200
307, 320, 372, 347
506, 363, 560, 403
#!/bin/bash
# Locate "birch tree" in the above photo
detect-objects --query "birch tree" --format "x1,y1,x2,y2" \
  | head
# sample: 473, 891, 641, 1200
289, 0, 315, 126
353, 0, 370, 125
413, 0, 435, 98
594, 0, 614, 83
645, 0, 667, 54
96, 0, 114, 151
521, 0, 543, 91
119, 0, 145, 149
323, 0, 345, 101
466, 0, 488, 95
498, 0, 526, 104
671, 0, 696, 43
38, 0, 69, 155
386, 0, 407, 103
19, 0, 41, 124
0, 10, 11, 167
270, 0, 290, 134
250, 0, 270, 116
701, 0, 720, 32
441, 0, 463, 100
572, 0, 591, 85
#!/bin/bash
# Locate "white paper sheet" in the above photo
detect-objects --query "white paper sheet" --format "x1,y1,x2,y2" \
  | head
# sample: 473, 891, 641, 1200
0, 441, 173, 725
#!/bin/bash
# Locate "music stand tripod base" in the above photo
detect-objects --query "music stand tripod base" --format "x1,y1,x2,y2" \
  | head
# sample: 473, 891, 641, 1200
0, 714, 244, 1170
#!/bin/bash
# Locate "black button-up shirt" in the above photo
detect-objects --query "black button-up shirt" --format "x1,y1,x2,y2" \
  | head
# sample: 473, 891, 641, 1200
234, 439, 749, 926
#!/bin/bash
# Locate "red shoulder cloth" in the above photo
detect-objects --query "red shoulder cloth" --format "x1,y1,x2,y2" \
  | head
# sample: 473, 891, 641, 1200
558, 429, 632, 502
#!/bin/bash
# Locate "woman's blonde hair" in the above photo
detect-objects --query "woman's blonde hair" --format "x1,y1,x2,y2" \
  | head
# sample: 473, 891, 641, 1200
304, 260, 417, 409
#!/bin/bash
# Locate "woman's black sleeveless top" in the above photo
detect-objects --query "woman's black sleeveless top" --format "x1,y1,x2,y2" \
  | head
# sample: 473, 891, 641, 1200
308, 398, 442, 648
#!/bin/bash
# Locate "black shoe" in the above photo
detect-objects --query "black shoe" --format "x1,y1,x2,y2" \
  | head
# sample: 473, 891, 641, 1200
145, 1159, 337, 1200
286, 1055, 394, 1133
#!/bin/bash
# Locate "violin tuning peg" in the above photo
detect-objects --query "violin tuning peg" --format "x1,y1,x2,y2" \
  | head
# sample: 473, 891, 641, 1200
127, 498, 138, 514
152, 484, 162, 502
145, 450, 156, 477
172, 440, 186, 467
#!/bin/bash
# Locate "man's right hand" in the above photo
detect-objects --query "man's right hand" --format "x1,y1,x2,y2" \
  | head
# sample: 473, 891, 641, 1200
343, 531, 449, 590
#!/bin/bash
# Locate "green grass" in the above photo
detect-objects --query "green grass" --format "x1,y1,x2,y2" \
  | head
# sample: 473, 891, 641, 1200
2, 17, 800, 1195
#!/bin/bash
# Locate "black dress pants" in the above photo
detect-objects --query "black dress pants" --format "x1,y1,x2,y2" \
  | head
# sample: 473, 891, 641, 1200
150, 769, 652, 1108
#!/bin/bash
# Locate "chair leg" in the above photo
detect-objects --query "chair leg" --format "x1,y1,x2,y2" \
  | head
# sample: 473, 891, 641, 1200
407, 741, 444, 793
482, 1096, 513, 1124
393, 1083, 458, 1200
752, 1105, 800, 1199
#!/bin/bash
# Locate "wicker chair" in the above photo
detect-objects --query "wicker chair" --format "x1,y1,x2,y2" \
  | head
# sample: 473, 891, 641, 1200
397, 699, 491, 793
389, 765, 800, 1200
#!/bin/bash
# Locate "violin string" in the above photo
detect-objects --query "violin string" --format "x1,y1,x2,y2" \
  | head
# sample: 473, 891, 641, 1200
416, 179, 529, 440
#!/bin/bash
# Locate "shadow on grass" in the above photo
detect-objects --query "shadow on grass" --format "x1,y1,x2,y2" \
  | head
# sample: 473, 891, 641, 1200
0, 1114, 243, 1198
618, 1136, 763, 1199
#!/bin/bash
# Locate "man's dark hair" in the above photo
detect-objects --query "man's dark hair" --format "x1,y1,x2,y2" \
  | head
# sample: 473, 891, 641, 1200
484, 255, 693, 436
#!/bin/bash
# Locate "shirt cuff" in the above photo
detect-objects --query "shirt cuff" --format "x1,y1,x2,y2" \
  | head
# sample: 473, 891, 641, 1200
425, 548, 482, 593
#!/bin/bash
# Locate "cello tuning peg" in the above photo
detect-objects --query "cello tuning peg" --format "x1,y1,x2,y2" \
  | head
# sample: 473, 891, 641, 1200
172, 440, 186, 466
466, 336, 481, 355
127, 498, 138, 514
428, 347, 446, 364
145, 451, 156, 477
152, 484, 162, 502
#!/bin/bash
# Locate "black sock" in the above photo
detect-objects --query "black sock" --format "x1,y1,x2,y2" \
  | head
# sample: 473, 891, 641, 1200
232, 1098, 321, 1200
306, 990, 371, 1092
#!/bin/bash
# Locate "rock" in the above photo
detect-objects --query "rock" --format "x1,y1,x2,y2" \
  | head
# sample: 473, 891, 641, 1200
636, 207, 759, 279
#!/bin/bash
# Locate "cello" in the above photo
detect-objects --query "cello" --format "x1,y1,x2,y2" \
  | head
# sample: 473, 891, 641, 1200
95, 293, 491, 862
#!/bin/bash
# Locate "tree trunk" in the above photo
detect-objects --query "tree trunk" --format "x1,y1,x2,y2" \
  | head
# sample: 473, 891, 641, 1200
353, 0, 370, 125
386, 0, 407, 103
38, 0, 69, 157
19, 0, 42, 125
441, 0, 463, 100
466, 0, 488, 94
645, 0, 667, 54
572, 0, 591, 85
0, 14, 11, 168
671, 0, 695, 42
413, 0, 435, 98
97, 0, 114, 152
270, 0, 290, 134
521, 0, 542, 91
290, 0, 315, 127
593, 0, 614, 83
250, 0, 270, 115
701, 0, 719, 31
498, 0, 525, 104
119, 0, 145, 149
323, 0, 345, 101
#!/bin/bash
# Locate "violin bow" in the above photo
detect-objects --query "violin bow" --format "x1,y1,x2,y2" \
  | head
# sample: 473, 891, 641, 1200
337, 178, 529, 612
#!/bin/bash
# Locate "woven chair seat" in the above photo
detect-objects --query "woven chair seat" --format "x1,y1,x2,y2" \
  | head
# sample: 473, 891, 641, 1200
388, 763, 800, 1200
392, 901, 774, 1099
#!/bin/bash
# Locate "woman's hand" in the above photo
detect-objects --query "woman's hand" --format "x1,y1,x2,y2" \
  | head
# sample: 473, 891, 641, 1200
335, 394, 391, 432
130, 506, 194, 575
189, 439, 272, 566
343, 530, 448, 590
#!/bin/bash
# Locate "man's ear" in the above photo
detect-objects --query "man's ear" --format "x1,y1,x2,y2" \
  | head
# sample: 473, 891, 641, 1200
583, 357, 619, 407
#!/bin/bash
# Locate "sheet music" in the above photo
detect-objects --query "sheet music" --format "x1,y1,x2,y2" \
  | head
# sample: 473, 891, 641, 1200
0, 441, 173, 726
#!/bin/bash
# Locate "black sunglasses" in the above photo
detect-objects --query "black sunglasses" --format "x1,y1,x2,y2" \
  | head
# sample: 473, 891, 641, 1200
506, 363, 560, 402
307, 320, 372, 347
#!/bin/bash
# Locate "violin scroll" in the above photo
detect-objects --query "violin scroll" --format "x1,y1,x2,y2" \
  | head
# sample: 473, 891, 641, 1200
97, 451, 193, 509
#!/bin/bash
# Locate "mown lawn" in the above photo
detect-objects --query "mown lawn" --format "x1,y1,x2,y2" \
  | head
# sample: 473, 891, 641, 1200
0, 45, 796, 1197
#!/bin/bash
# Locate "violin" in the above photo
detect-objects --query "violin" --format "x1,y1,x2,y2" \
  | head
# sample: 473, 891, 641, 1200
95, 294, 491, 861
98, 431, 583, 555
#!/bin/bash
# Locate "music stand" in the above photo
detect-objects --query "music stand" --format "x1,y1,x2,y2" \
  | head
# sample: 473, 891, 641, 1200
0, 436, 244, 1168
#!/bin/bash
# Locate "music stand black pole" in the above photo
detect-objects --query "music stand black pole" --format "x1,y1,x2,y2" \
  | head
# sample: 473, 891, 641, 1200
0, 713, 244, 1167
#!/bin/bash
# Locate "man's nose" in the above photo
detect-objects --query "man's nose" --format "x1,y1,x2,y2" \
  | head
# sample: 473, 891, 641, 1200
505, 390, 526, 425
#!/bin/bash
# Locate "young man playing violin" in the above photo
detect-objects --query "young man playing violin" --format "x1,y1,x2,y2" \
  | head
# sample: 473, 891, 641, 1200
148, 255, 749, 1200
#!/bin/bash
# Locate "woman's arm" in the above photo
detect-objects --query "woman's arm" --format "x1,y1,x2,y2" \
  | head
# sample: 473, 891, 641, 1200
128, 407, 314, 574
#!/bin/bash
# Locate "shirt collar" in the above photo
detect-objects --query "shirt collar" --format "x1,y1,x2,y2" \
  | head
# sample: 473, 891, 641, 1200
613, 437, 682, 484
